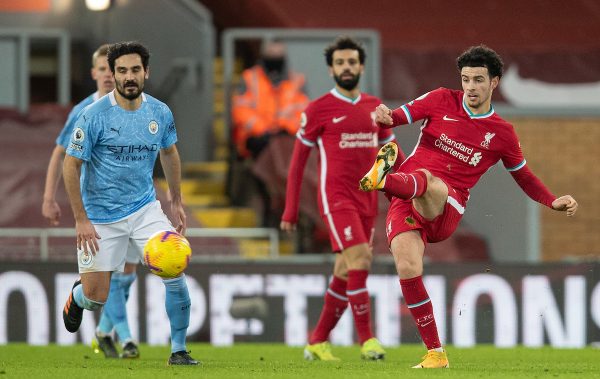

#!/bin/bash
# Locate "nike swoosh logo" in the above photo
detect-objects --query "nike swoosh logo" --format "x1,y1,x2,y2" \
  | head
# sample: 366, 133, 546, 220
443, 115, 459, 122
332, 116, 347, 123
420, 320, 434, 327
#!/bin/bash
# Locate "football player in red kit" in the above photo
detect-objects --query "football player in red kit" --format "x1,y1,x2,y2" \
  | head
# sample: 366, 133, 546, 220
281, 36, 401, 361
361, 45, 578, 368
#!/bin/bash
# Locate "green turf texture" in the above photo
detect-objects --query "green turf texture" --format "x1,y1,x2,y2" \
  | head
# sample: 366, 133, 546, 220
1, 343, 598, 378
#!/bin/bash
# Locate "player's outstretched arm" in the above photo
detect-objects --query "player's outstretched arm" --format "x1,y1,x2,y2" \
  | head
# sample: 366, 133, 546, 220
551, 195, 578, 217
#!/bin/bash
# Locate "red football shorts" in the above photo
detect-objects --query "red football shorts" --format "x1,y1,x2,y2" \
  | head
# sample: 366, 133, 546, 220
321, 210, 375, 253
385, 185, 466, 245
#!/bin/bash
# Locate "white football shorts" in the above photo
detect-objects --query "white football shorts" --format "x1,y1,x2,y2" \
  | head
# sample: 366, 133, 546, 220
77, 200, 175, 273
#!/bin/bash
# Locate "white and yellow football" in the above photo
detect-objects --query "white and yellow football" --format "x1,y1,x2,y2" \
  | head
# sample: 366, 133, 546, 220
143, 230, 191, 278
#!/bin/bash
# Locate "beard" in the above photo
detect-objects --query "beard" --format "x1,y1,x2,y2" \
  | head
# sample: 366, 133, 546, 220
116, 81, 143, 100
334, 72, 360, 91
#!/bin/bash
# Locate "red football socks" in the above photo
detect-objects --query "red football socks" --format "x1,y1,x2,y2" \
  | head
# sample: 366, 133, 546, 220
383, 170, 428, 199
400, 275, 442, 350
347, 270, 373, 344
309, 276, 348, 344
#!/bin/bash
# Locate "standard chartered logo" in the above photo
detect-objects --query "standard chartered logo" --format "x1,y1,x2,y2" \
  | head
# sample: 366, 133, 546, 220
434, 134, 484, 166
338, 132, 377, 148
469, 152, 482, 166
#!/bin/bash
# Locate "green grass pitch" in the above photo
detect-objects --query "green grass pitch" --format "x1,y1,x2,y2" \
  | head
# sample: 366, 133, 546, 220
1, 343, 599, 378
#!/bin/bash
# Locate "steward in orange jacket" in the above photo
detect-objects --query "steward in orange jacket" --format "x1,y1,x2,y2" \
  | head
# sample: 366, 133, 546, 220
232, 45, 309, 159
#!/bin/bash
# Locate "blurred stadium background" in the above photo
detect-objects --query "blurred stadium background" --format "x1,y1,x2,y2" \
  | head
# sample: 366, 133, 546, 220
0, 0, 598, 348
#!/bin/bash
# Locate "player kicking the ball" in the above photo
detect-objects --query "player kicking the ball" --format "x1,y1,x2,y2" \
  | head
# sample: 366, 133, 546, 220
360, 45, 578, 368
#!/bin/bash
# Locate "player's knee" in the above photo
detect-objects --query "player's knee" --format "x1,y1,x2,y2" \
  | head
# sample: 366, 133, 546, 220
344, 247, 372, 270
394, 254, 423, 278
351, 256, 372, 271
83, 285, 109, 303
333, 264, 348, 279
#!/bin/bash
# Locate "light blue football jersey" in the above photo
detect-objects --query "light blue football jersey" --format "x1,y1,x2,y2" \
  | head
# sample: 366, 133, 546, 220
56, 92, 101, 148
66, 91, 178, 223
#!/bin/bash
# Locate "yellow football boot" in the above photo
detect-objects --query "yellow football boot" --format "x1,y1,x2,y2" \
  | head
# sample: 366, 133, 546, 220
303, 341, 341, 361
412, 349, 449, 368
359, 142, 398, 191
360, 337, 385, 360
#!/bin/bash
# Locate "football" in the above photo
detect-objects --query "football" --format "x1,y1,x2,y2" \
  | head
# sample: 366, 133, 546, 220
143, 230, 192, 278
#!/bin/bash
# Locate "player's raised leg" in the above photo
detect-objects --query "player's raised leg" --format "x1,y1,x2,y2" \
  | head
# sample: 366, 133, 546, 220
63, 272, 110, 333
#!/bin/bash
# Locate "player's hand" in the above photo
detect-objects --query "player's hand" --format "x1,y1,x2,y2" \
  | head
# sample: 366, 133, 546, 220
375, 104, 394, 126
42, 199, 61, 226
552, 195, 578, 217
280, 220, 296, 233
75, 219, 100, 255
171, 201, 187, 235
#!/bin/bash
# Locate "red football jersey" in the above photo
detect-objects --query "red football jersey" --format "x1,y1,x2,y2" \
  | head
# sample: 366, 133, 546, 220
391, 88, 525, 201
293, 89, 396, 217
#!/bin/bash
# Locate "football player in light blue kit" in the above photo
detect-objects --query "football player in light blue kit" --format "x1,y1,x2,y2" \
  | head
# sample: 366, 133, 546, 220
42, 44, 139, 359
61, 41, 198, 366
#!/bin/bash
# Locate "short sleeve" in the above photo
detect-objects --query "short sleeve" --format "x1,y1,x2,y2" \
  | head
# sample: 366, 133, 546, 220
161, 107, 178, 148
65, 110, 99, 161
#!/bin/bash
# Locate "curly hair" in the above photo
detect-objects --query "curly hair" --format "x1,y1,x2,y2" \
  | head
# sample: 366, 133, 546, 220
456, 45, 504, 78
107, 41, 150, 73
324, 36, 366, 66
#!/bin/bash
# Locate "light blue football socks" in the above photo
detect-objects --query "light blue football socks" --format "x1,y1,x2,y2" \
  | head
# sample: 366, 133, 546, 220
73, 283, 104, 311
163, 275, 191, 353
97, 272, 136, 344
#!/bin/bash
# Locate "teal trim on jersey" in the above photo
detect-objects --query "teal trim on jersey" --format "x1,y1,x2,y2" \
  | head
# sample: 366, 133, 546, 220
506, 159, 527, 171
462, 97, 495, 119
330, 88, 361, 104
401, 104, 413, 124
296, 131, 315, 147
379, 134, 396, 144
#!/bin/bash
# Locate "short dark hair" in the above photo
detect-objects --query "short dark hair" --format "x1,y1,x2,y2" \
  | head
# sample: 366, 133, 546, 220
456, 45, 504, 79
107, 41, 150, 73
324, 36, 366, 66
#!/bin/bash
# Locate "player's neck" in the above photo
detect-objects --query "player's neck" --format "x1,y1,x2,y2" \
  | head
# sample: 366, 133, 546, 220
466, 99, 492, 115
335, 85, 360, 100
114, 91, 143, 111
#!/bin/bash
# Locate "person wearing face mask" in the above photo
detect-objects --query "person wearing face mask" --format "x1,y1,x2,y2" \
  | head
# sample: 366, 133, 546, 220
232, 40, 309, 159
230, 40, 310, 227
